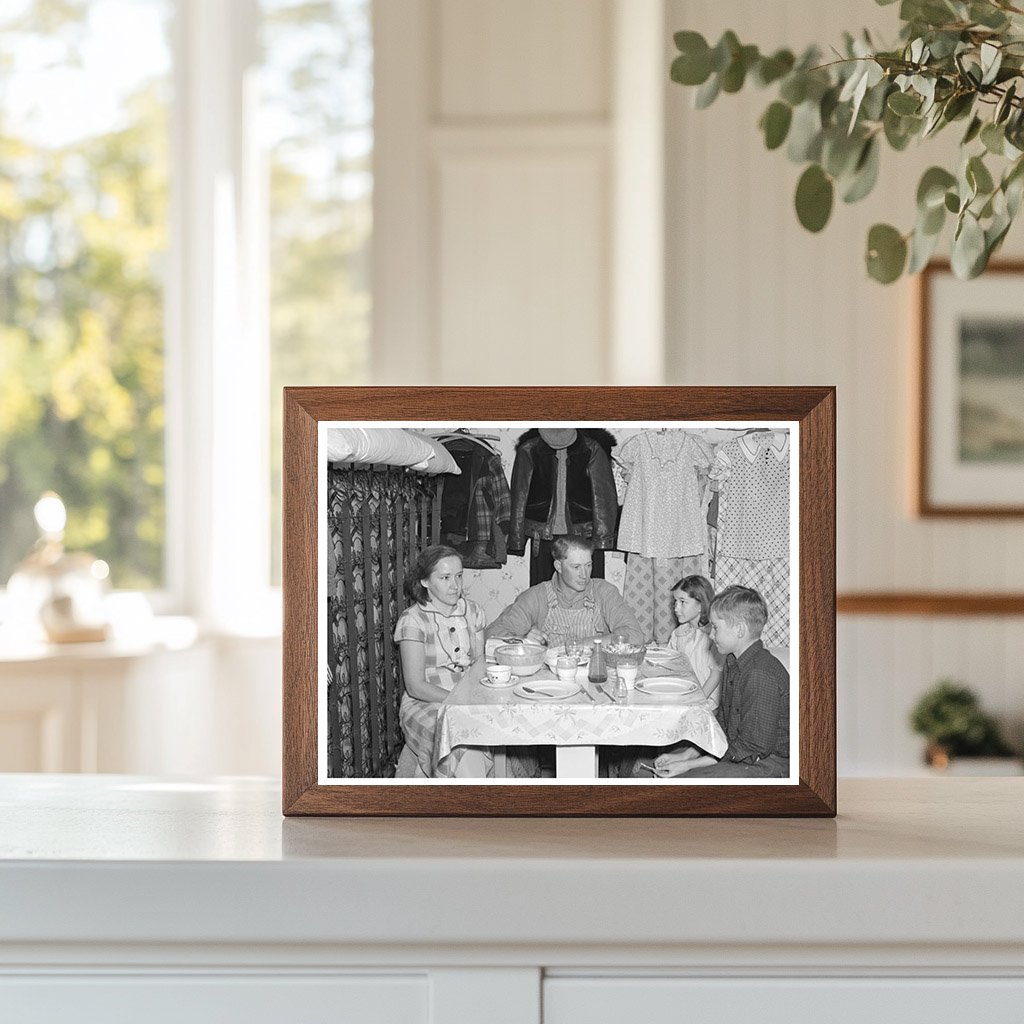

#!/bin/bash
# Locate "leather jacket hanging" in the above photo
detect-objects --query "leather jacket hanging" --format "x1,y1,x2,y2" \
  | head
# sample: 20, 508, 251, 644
507, 428, 618, 556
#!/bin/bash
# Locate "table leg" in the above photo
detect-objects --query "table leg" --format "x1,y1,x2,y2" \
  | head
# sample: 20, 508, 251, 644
555, 745, 598, 779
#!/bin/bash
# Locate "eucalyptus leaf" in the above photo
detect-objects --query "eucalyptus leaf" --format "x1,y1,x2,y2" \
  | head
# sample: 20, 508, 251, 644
995, 82, 1017, 124
823, 129, 864, 178
962, 115, 983, 145
981, 122, 1005, 155
787, 100, 824, 162
888, 91, 921, 115
951, 211, 986, 278
820, 85, 841, 126
942, 91, 974, 122
754, 49, 795, 87
917, 166, 957, 210
980, 42, 1002, 87
922, 103, 946, 137
861, 79, 892, 122
842, 137, 881, 203
694, 73, 721, 109
709, 31, 738, 75
760, 101, 793, 150
795, 164, 834, 232
945, 190, 961, 213
884, 106, 921, 150
908, 221, 943, 273
779, 74, 808, 106
866, 223, 908, 283
985, 213, 1012, 259
967, 154, 995, 195
970, 2, 1009, 30
921, 200, 946, 235
1005, 171, 1024, 218
721, 45, 759, 93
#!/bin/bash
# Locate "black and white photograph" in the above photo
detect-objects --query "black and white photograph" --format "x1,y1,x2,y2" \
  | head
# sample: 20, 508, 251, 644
319, 420, 798, 784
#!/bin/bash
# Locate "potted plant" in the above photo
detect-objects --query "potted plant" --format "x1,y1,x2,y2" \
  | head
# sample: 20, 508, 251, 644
909, 679, 1018, 770
670, 0, 1024, 283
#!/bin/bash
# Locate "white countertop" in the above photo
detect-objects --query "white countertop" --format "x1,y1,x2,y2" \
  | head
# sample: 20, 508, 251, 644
2, 775, 1023, 954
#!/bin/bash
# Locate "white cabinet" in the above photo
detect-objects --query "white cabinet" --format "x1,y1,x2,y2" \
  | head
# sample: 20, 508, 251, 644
0, 639, 210, 773
0, 627, 281, 776
2, 975, 429, 1024
2, 777, 1023, 1021
545, 977, 1024, 1022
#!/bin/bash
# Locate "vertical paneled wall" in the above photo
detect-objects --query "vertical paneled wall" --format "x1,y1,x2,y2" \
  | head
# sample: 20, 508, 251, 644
666, 0, 1024, 772
375, 0, 615, 385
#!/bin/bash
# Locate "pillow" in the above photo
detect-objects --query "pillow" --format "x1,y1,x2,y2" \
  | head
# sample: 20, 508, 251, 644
407, 433, 461, 475
325, 428, 435, 469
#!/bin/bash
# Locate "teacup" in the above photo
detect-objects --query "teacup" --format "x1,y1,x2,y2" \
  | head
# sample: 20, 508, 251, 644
555, 656, 578, 682
486, 664, 513, 685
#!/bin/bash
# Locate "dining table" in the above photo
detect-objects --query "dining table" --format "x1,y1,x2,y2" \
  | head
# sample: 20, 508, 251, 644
434, 648, 728, 779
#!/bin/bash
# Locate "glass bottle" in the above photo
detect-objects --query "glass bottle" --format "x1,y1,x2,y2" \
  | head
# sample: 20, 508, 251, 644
588, 638, 607, 684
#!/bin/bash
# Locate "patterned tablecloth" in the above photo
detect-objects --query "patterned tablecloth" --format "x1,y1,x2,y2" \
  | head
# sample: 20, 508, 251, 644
434, 653, 727, 766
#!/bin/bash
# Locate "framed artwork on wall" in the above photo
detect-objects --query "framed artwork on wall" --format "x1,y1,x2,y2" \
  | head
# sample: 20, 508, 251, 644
282, 386, 836, 816
918, 261, 1024, 517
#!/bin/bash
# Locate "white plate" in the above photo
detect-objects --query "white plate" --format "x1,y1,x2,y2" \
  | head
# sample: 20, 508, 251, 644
635, 676, 700, 697
644, 646, 678, 664
481, 674, 518, 689
513, 679, 581, 701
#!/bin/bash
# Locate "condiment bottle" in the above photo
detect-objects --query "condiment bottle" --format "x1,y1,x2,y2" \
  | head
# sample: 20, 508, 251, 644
588, 638, 607, 684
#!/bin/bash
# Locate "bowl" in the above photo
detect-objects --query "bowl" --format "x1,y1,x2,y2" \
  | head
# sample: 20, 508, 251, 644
605, 640, 647, 672
493, 643, 546, 677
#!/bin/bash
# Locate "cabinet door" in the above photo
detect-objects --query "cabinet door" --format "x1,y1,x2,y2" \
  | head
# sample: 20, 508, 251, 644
545, 977, 1024, 1022
1, 974, 428, 1024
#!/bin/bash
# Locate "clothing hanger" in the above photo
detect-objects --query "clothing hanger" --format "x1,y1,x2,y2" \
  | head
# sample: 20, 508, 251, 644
431, 428, 501, 442
430, 429, 501, 454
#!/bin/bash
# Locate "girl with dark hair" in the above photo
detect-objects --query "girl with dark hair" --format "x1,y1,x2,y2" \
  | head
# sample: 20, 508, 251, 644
667, 575, 722, 706
393, 546, 490, 777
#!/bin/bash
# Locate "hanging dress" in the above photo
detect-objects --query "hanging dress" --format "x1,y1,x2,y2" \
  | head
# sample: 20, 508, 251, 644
713, 432, 790, 648
616, 431, 711, 643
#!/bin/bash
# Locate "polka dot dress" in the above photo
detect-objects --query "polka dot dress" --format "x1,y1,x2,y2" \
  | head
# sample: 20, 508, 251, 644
715, 434, 789, 560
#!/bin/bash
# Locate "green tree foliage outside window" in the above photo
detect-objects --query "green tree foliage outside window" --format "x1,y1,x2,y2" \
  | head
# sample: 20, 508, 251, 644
0, 0, 170, 588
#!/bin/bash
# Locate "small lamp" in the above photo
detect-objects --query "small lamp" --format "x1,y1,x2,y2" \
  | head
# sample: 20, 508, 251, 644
6, 492, 111, 644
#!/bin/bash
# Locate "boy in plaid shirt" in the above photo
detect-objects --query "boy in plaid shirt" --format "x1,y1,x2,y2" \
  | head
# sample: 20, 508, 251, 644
654, 585, 789, 779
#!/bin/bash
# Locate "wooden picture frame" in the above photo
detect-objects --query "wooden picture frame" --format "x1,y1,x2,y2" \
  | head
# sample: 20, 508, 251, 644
917, 261, 1024, 517
283, 387, 836, 816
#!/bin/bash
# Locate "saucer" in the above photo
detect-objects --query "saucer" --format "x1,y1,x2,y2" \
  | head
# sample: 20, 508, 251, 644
482, 673, 518, 689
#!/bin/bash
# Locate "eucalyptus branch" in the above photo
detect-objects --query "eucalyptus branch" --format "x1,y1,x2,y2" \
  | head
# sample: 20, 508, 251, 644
670, 4, 1024, 283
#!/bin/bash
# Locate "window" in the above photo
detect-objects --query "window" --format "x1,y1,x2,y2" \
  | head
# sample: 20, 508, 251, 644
0, 0, 373, 618
0, 0, 172, 589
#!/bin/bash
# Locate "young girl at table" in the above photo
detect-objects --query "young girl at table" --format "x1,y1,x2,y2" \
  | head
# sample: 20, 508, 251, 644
614, 574, 725, 779
394, 545, 491, 778
667, 575, 723, 707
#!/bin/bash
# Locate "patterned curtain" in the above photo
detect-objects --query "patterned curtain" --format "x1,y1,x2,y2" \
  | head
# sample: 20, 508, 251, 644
326, 466, 439, 777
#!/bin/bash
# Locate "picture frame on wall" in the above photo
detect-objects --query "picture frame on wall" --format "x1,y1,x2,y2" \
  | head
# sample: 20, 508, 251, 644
282, 387, 836, 817
917, 261, 1024, 517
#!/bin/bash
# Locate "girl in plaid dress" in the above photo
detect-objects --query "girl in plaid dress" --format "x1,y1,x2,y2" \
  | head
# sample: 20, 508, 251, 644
394, 546, 491, 777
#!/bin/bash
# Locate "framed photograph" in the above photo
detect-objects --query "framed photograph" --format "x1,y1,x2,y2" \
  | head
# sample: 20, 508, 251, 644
283, 387, 835, 816
917, 261, 1024, 516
